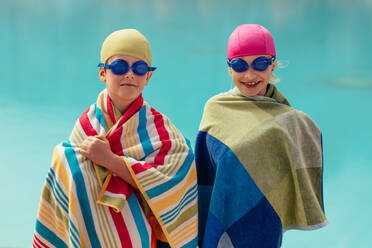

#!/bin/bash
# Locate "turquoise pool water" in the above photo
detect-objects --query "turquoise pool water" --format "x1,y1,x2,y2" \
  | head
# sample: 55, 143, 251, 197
1, 0, 371, 247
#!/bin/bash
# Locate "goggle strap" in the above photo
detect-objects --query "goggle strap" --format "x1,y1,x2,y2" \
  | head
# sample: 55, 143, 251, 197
97, 63, 111, 69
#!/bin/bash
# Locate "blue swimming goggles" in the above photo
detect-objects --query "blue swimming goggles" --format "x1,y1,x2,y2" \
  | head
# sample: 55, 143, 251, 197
98, 60, 157, 76
227, 56, 276, 72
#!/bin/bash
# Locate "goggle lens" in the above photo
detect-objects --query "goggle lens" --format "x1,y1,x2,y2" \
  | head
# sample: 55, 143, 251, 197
231, 59, 249, 72
132, 62, 149, 76
252, 57, 271, 71
110, 60, 129, 75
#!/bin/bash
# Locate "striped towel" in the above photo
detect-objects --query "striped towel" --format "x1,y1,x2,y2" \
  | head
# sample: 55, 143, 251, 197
33, 89, 198, 248
196, 84, 327, 248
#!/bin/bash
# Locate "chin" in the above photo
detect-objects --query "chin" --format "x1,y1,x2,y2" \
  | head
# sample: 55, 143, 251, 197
121, 93, 140, 101
238, 88, 259, 97
243, 85, 267, 97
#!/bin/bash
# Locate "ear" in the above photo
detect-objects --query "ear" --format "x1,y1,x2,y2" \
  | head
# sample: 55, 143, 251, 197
271, 60, 278, 72
99, 67, 107, 83
145, 71, 153, 84
227, 67, 232, 75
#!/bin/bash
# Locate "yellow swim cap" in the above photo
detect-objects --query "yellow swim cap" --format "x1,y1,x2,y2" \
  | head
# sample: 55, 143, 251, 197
100, 29, 152, 66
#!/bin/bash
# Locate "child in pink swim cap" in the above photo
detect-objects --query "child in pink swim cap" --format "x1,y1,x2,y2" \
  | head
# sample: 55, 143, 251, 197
195, 24, 327, 248
227, 24, 279, 97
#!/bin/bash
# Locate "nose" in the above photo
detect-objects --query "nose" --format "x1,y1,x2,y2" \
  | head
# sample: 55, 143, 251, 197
124, 69, 135, 80
242, 67, 257, 80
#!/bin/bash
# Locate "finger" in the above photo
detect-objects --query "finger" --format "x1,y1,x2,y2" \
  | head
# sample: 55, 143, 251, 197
81, 138, 92, 146
79, 148, 86, 156
80, 142, 88, 149
96, 134, 106, 140
80, 146, 91, 155
79, 142, 89, 151
85, 136, 99, 145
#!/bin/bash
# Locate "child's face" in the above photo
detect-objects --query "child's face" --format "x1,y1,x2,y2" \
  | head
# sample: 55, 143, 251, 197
99, 54, 150, 111
229, 55, 275, 97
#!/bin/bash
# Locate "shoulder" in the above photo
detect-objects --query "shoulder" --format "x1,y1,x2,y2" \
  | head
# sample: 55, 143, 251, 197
142, 101, 178, 130
205, 92, 227, 104
295, 109, 321, 131
277, 108, 321, 134
142, 102, 191, 146
203, 91, 238, 110
142, 101, 169, 120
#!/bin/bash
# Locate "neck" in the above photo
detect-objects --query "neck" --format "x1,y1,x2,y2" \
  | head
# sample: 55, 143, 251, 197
110, 97, 131, 114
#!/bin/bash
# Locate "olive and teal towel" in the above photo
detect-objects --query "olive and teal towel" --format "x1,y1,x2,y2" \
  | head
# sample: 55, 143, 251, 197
196, 85, 327, 248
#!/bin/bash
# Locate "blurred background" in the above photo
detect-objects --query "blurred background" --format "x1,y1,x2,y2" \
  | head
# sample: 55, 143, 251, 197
1, 0, 371, 247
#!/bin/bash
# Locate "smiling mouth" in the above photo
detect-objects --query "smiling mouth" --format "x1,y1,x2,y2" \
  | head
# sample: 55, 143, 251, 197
240, 81, 260, 88
120, 83, 137, 87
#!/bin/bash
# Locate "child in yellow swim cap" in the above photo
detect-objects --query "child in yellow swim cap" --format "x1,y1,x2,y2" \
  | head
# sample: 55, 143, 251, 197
33, 29, 198, 248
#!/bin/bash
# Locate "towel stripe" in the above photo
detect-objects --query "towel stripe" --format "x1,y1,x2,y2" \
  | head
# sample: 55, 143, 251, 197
128, 193, 150, 248
147, 147, 194, 198
138, 106, 154, 156
109, 208, 132, 248
64, 146, 101, 247
35, 220, 68, 248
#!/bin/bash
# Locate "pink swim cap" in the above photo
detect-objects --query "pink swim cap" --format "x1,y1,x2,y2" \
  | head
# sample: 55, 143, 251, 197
227, 24, 276, 60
